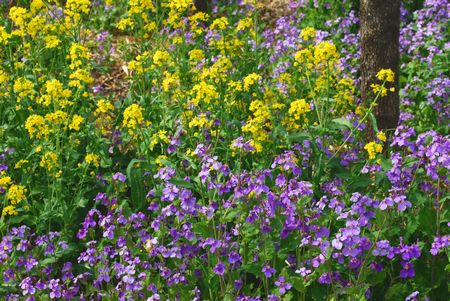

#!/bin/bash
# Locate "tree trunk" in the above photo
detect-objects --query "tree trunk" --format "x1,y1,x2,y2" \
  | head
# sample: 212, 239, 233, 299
360, 0, 400, 130
194, 0, 209, 13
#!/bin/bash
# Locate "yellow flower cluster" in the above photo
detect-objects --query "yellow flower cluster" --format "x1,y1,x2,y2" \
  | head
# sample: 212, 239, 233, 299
314, 41, 339, 65
153, 50, 171, 67
85, 153, 100, 167
370, 83, 394, 97
65, 0, 91, 24
191, 81, 218, 106
162, 0, 193, 28
300, 27, 316, 41
243, 73, 262, 91
25, 114, 48, 139
189, 49, 205, 64
129, 0, 156, 15
128, 51, 151, 75
37, 79, 73, 107
162, 71, 180, 92
189, 12, 209, 37
364, 142, 383, 160
210, 17, 229, 30
150, 130, 170, 150
122, 104, 145, 135
69, 115, 84, 131
376, 69, 395, 82
44, 35, 62, 49
14, 77, 36, 101
200, 57, 232, 82
288, 99, 310, 122
242, 100, 272, 151
0, 26, 11, 45
0, 175, 12, 187
2, 205, 18, 216
94, 99, 115, 135
40, 151, 58, 172
371, 69, 395, 96
69, 68, 94, 88
377, 131, 387, 142
7, 184, 27, 205
189, 113, 211, 129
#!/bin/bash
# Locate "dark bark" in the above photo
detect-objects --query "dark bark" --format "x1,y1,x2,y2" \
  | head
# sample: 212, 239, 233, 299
360, 0, 400, 130
194, 0, 209, 13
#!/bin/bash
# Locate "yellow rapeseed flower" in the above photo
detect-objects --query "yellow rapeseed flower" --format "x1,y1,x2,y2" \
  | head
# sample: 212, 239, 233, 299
376, 69, 395, 83
2, 205, 18, 216
69, 114, 84, 131
85, 153, 100, 167
122, 104, 144, 134
7, 184, 27, 205
364, 142, 383, 160
377, 131, 387, 142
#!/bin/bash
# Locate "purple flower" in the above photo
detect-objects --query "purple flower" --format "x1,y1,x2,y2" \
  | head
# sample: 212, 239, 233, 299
275, 276, 292, 295
430, 235, 450, 255
213, 262, 225, 276
112, 172, 127, 182
20, 277, 35, 295
295, 267, 311, 277
262, 263, 276, 278
400, 261, 415, 278
228, 251, 242, 265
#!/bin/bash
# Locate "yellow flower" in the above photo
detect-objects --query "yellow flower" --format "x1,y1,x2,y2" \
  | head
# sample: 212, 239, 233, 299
7, 184, 27, 205
13, 77, 35, 99
300, 27, 316, 41
376, 69, 395, 83
377, 131, 387, 142
364, 142, 383, 160
15, 159, 29, 169
44, 35, 61, 49
243, 73, 261, 91
27, 16, 46, 38
370, 84, 388, 97
191, 81, 218, 105
9, 6, 30, 28
314, 41, 339, 64
189, 49, 204, 63
69, 69, 93, 87
25, 114, 48, 139
155, 155, 168, 167
68, 43, 91, 69
2, 205, 18, 216
152, 50, 171, 66
31, 0, 47, 14
40, 151, 58, 171
117, 18, 134, 31
85, 153, 100, 167
210, 17, 229, 30
0, 26, 11, 45
122, 104, 145, 134
45, 110, 68, 126
0, 175, 12, 187
236, 17, 253, 31
69, 114, 84, 131
95, 99, 115, 114
189, 114, 210, 128
288, 99, 311, 120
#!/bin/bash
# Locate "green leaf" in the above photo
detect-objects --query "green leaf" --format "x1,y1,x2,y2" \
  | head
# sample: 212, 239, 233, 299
290, 277, 306, 292
126, 159, 146, 209
241, 263, 262, 277
169, 178, 193, 189
332, 117, 352, 129
192, 221, 211, 238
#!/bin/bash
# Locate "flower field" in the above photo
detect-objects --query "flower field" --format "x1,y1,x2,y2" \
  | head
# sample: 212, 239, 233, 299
0, 0, 449, 300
